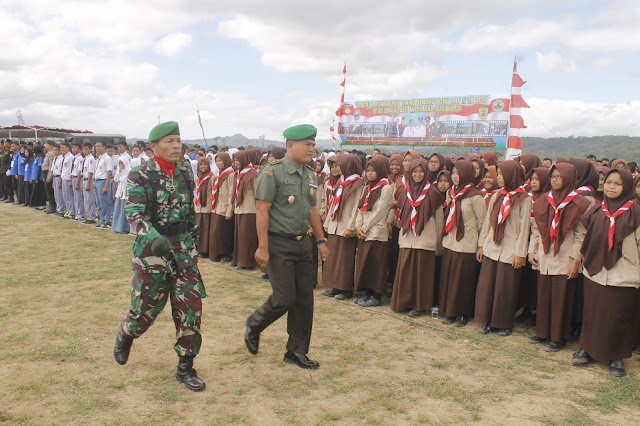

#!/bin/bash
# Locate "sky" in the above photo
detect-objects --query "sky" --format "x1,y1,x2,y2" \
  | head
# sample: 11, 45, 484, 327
2, 0, 640, 141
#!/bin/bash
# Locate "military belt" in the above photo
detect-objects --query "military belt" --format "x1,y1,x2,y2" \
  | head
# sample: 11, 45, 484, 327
268, 232, 307, 241
155, 222, 189, 236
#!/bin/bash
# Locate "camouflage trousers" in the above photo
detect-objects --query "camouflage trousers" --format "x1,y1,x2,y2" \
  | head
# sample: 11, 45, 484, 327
121, 250, 206, 357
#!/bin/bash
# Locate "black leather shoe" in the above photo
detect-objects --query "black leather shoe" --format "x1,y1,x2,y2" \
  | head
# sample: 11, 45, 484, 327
527, 335, 547, 344
334, 291, 353, 300
322, 288, 340, 297
283, 351, 319, 369
244, 326, 260, 355
176, 356, 206, 392
498, 328, 512, 337
633, 346, 640, 355
543, 341, 566, 352
608, 360, 626, 377
113, 326, 134, 365
441, 316, 456, 325
453, 315, 468, 327
479, 323, 492, 334
571, 348, 592, 365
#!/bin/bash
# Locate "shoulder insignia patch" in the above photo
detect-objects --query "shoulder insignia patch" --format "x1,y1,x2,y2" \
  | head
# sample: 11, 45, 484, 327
262, 169, 273, 176
267, 159, 283, 165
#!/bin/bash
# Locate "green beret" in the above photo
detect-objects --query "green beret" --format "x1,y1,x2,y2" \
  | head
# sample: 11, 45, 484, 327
283, 124, 317, 141
148, 121, 180, 142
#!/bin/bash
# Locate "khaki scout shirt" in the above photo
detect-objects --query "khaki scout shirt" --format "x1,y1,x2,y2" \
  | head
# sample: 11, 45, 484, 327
255, 155, 318, 235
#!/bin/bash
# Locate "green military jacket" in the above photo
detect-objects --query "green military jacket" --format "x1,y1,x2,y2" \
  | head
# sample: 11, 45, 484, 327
255, 155, 318, 235
125, 157, 199, 258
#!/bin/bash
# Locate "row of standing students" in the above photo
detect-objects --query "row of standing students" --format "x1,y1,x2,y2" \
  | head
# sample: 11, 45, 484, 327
313, 151, 639, 377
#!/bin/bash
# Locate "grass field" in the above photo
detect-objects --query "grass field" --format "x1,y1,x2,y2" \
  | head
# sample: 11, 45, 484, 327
0, 202, 639, 425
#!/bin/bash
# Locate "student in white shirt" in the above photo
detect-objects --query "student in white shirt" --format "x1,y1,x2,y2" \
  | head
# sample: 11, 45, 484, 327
81, 142, 97, 224
93, 140, 114, 228
71, 142, 85, 221
112, 155, 132, 234
51, 145, 64, 215
60, 142, 75, 219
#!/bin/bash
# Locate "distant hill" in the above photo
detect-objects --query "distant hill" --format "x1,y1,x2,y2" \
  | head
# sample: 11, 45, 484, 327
128, 134, 640, 161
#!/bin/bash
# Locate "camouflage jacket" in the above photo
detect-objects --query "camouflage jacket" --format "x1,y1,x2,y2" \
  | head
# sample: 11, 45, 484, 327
125, 158, 199, 260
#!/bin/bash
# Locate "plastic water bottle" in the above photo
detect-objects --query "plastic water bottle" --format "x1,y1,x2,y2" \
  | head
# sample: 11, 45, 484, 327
431, 306, 439, 319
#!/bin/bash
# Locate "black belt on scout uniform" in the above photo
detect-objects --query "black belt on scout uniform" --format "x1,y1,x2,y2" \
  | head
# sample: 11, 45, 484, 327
268, 231, 307, 241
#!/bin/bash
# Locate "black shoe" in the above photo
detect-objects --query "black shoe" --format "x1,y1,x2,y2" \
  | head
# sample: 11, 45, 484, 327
359, 297, 382, 307
322, 288, 341, 297
408, 309, 424, 317
353, 293, 368, 304
479, 323, 492, 334
498, 328, 512, 337
527, 335, 547, 344
244, 326, 260, 355
283, 351, 319, 370
113, 326, 134, 365
453, 315, 468, 327
260, 273, 269, 280
334, 291, 353, 300
176, 356, 206, 392
633, 346, 640, 355
571, 348, 592, 366
608, 360, 626, 377
83, 219, 96, 224
441, 316, 456, 325
219, 257, 232, 263
543, 341, 566, 352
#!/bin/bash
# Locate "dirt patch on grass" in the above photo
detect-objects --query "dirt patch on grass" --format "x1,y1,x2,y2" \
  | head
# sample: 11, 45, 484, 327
1, 203, 639, 425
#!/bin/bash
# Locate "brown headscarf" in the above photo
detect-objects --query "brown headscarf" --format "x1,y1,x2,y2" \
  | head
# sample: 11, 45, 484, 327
581, 169, 640, 276
451, 160, 483, 241
484, 165, 498, 192
519, 153, 541, 181
595, 166, 610, 201
556, 156, 570, 164
388, 154, 404, 183
326, 156, 339, 199
467, 153, 480, 161
268, 147, 286, 160
489, 160, 526, 244
313, 156, 327, 183
249, 148, 263, 165
333, 153, 364, 220
610, 159, 628, 170
397, 159, 444, 236
569, 158, 599, 196
481, 151, 499, 167
471, 158, 485, 189
358, 157, 389, 211
427, 152, 445, 183
234, 150, 258, 206
443, 156, 453, 172
531, 167, 551, 201
532, 163, 591, 256
402, 150, 421, 177
634, 173, 640, 206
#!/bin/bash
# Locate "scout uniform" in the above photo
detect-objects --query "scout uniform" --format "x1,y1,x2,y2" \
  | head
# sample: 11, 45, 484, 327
244, 124, 322, 369
113, 121, 206, 392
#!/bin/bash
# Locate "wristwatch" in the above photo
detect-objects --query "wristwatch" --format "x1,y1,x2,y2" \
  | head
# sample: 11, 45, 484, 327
316, 238, 328, 246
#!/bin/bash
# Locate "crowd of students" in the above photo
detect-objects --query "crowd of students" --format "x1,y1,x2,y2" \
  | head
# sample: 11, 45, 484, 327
2, 138, 639, 377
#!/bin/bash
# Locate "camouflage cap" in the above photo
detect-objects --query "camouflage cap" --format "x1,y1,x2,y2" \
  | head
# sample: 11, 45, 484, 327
283, 124, 317, 141
148, 121, 180, 143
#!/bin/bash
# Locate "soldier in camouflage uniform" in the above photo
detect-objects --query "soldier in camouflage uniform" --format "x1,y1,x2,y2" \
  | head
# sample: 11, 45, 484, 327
113, 121, 207, 392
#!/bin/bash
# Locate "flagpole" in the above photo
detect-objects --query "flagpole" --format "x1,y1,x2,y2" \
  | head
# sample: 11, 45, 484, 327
196, 105, 209, 150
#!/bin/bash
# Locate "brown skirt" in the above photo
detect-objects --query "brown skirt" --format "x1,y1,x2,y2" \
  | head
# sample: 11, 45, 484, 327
390, 248, 436, 313
535, 274, 576, 342
475, 257, 522, 329
433, 254, 442, 306
232, 213, 257, 268
439, 249, 480, 318
635, 289, 640, 347
387, 226, 400, 286
354, 240, 388, 295
195, 213, 211, 255
572, 274, 585, 325
518, 263, 538, 309
322, 235, 357, 291
208, 213, 234, 261
580, 278, 637, 362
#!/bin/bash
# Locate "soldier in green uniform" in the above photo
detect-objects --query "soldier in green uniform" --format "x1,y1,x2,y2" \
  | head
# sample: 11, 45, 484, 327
113, 121, 207, 392
244, 124, 330, 369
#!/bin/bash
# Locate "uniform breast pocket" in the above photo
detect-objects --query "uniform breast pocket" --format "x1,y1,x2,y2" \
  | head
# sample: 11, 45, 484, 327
279, 184, 300, 198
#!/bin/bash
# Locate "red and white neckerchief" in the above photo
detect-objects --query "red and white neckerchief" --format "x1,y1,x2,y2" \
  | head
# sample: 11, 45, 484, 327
252, 163, 259, 170
497, 187, 526, 224
361, 178, 389, 212
400, 182, 431, 234
329, 174, 361, 219
211, 167, 234, 210
547, 190, 578, 242
524, 179, 531, 186
444, 184, 473, 234
484, 188, 500, 202
397, 175, 407, 190
601, 200, 634, 249
194, 171, 214, 207
326, 179, 337, 208
235, 165, 253, 203
475, 181, 487, 195
575, 185, 593, 195
529, 191, 535, 217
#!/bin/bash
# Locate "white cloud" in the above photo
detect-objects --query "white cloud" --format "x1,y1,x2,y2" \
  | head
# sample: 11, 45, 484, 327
153, 33, 192, 56
535, 51, 576, 73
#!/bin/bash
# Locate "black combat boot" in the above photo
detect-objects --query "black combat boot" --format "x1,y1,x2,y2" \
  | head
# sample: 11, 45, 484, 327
113, 326, 134, 365
176, 356, 206, 392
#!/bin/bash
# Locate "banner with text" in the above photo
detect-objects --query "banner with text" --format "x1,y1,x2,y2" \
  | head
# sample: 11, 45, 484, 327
336, 95, 510, 148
